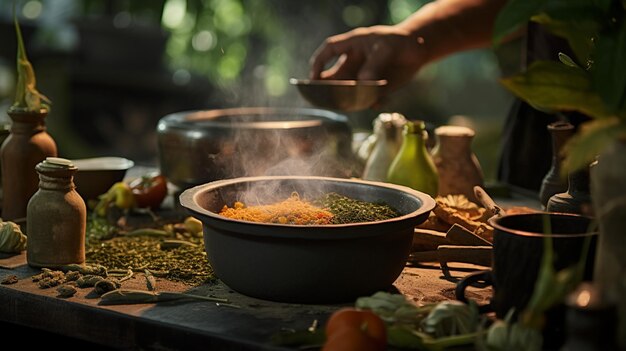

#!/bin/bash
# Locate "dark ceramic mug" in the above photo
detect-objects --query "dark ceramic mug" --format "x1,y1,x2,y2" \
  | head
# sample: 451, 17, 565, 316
456, 213, 597, 347
456, 213, 597, 316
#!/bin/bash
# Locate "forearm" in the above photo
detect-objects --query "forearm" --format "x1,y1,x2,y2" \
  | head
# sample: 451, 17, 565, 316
396, 0, 508, 65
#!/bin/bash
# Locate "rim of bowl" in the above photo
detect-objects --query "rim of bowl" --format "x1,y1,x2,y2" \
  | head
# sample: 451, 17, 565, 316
180, 175, 435, 231
289, 78, 388, 87
72, 157, 134, 171
158, 107, 349, 130
488, 212, 597, 238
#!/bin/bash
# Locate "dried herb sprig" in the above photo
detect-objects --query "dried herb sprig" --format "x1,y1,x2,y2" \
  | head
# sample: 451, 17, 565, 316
99, 289, 239, 308
144, 270, 157, 291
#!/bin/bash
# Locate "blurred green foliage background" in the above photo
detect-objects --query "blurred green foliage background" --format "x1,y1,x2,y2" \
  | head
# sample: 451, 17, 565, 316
0, 0, 517, 180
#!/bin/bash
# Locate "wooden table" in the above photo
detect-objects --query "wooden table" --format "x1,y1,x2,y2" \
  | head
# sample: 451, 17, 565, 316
1, 251, 490, 350
1, 180, 538, 350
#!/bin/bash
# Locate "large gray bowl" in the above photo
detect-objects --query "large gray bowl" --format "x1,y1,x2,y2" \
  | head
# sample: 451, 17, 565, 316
156, 107, 357, 189
180, 176, 435, 303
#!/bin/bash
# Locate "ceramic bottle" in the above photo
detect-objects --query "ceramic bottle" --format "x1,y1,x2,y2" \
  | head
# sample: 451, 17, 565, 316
387, 120, 439, 197
539, 121, 575, 208
362, 113, 406, 181
546, 164, 591, 214
1, 108, 57, 220
27, 157, 86, 268
431, 125, 483, 202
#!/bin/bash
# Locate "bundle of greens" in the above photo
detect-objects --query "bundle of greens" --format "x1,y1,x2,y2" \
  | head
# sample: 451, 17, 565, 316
11, 2, 50, 112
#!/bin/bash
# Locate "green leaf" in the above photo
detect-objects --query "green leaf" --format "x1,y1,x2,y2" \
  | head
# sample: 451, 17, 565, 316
270, 329, 325, 348
387, 326, 434, 350
500, 60, 613, 119
542, 1, 609, 22
562, 117, 626, 172
356, 291, 430, 326
594, 0, 616, 12
531, 13, 598, 64
558, 52, 578, 68
421, 301, 478, 338
387, 325, 479, 351
493, 0, 547, 46
486, 320, 543, 351
591, 20, 626, 113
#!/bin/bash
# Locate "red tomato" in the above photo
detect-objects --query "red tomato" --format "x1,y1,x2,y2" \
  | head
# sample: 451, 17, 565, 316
129, 174, 168, 209
322, 327, 385, 351
323, 308, 387, 351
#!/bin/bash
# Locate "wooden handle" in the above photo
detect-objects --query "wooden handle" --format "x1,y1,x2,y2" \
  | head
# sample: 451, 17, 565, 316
408, 245, 492, 267
474, 186, 503, 217
446, 224, 492, 247
438, 245, 492, 267
413, 228, 449, 251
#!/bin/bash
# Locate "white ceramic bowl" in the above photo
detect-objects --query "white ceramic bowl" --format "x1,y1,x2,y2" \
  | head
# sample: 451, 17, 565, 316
72, 157, 134, 201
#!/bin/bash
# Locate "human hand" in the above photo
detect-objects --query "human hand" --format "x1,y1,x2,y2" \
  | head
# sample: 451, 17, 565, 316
309, 25, 427, 93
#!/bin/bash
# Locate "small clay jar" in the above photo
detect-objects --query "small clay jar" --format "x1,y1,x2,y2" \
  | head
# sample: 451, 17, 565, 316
1, 108, 57, 220
431, 125, 484, 202
539, 122, 575, 208
27, 157, 86, 268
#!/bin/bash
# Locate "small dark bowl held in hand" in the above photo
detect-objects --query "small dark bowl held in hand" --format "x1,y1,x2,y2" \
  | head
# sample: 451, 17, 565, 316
290, 78, 387, 112
180, 175, 435, 303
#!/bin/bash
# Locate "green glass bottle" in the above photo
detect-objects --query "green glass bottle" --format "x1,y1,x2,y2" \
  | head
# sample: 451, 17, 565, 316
387, 120, 439, 197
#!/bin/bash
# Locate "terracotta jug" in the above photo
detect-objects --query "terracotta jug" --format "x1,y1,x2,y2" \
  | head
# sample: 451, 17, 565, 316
1, 108, 57, 220
431, 125, 483, 202
27, 157, 86, 268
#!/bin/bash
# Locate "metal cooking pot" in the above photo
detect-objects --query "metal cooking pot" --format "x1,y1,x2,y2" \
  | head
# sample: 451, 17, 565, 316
157, 107, 358, 189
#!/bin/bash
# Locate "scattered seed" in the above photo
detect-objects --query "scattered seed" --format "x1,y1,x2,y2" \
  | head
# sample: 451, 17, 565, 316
1, 275, 18, 285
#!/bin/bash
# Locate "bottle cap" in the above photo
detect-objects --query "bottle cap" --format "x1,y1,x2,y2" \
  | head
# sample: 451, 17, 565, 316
435, 125, 475, 137
44, 157, 74, 167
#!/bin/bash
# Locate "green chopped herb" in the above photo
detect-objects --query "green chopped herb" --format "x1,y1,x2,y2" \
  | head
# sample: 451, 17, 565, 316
314, 192, 400, 224
86, 218, 119, 241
